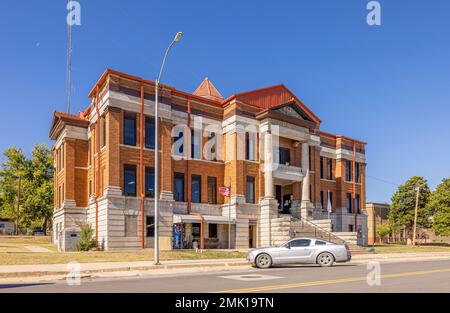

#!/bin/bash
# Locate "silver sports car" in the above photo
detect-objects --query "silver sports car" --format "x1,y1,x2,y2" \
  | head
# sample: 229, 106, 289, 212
247, 238, 352, 268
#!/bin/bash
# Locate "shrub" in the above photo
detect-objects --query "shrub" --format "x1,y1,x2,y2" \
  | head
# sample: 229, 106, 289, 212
76, 224, 97, 251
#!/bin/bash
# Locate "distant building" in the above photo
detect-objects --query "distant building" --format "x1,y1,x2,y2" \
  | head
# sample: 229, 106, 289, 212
366, 203, 390, 245
0, 219, 15, 235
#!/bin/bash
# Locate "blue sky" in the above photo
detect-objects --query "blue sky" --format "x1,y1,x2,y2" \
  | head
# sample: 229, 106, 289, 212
0, 0, 449, 203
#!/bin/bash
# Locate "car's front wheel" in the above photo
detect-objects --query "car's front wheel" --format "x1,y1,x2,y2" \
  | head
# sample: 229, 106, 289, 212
317, 252, 335, 267
255, 253, 272, 269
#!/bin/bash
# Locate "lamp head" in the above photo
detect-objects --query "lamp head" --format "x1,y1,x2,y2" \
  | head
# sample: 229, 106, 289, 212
174, 32, 183, 42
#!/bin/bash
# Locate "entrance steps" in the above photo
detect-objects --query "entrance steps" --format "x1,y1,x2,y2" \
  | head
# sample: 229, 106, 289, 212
289, 218, 370, 255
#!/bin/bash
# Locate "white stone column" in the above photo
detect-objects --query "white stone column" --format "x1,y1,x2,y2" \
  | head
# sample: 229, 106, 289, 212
259, 125, 278, 247
264, 130, 274, 198
301, 142, 313, 218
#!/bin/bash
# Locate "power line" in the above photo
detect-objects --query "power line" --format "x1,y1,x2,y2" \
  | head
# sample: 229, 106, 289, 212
366, 175, 401, 187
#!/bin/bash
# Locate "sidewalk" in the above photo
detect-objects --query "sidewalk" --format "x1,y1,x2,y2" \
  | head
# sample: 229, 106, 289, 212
1, 252, 450, 282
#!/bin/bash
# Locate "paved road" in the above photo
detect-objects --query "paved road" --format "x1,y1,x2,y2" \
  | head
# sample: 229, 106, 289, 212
1, 259, 449, 293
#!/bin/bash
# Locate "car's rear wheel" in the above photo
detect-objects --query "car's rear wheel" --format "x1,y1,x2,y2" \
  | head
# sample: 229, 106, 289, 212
317, 252, 334, 267
255, 253, 272, 269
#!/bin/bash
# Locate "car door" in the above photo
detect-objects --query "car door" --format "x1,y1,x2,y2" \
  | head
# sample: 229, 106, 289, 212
277, 239, 312, 263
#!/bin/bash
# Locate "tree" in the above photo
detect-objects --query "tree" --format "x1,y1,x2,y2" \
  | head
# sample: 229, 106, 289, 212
0, 147, 28, 231
376, 223, 391, 242
0, 145, 54, 234
389, 176, 431, 238
22, 144, 54, 233
427, 178, 450, 236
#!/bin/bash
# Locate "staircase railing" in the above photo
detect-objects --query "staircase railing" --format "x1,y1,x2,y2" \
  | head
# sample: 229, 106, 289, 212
292, 218, 347, 245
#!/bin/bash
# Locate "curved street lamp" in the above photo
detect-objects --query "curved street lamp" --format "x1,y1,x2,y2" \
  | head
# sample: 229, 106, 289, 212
154, 32, 183, 265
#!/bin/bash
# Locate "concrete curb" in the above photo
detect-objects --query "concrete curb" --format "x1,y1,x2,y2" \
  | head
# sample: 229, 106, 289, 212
0, 260, 249, 279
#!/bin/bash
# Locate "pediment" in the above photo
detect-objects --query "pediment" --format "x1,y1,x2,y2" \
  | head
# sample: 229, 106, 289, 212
271, 103, 313, 122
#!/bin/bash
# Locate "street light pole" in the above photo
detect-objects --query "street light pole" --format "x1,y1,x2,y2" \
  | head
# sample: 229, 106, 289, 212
15, 175, 22, 236
412, 186, 420, 247
154, 32, 183, 265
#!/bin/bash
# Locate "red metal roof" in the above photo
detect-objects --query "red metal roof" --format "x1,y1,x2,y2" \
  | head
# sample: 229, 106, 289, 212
224, 84, 322, 125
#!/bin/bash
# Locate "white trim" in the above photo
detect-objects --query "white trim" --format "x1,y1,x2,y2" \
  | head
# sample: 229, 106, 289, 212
54, 125, 89, 150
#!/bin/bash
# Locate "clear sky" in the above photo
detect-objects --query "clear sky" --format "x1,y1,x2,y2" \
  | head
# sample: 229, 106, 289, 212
0, 0, 449, 203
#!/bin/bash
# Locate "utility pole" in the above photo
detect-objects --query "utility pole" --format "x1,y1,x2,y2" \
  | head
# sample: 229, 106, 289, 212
412, 186, 420, 247
66, 0, 73, 113
16, 175, 22, 235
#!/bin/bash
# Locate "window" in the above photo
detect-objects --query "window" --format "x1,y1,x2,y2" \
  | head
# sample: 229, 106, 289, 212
279, 148, 291, 165
123, 113, 136, 146
88, 139, 92, 166
192, 223, 201, 237
355, 162, 360, 183
315, 240, 327, 246
125, 215, 138, 237
191, 129, 201, 159
207, 132, 217, 161
245, 132, 256, 161
101, 115, 106, 148
290, 239, 311, 247
145, 117, 155, 149
174, 173, 185, 202
320, 157, 324, 179
191, 175, 202, 203
208, 224, 218, 239
124, 164, 137, 197
246, 176, 255, 204
145, 167, 155, 198
146, 216, 155, 237
329, 192, 333, 210
346, 160, 352, 182
207, 177, 217, 204
58, 185, 62, 208
326, 159, 333, 180
89, 180, 92, 196
60, 145, 64, 171
355, 194, 361, 214
173, 131, 184, 156
349, 224, 354, 232
346, 193, 353, 213
309, 146, 312, 170
320, 191, 325, 209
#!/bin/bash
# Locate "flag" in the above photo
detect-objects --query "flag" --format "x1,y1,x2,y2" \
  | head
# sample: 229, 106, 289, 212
219, 187, 231, 197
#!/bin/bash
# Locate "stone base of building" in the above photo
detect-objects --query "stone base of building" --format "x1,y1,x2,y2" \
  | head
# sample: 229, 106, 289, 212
53, 194, 369, 251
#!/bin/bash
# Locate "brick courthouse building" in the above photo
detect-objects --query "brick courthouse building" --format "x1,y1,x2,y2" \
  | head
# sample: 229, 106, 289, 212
50, 69, 368, 251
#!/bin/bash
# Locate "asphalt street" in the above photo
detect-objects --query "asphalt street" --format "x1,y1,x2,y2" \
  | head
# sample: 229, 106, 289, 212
1, 259, 449, 293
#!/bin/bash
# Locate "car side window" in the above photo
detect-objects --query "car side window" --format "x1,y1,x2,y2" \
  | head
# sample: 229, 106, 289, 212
290, 239, 311, 247
315, 240, 327, 245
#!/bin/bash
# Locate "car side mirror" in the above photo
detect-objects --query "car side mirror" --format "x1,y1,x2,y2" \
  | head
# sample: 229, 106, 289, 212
286, 244, 291, 249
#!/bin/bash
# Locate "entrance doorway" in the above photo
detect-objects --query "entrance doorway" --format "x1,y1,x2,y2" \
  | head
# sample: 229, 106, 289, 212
282, 194, 293, 214
275, 185, 282, 212
249, 224, 257, 248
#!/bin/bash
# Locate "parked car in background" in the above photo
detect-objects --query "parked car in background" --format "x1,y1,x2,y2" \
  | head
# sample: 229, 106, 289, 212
32, 229, 45, 236
247, 238, 352, 269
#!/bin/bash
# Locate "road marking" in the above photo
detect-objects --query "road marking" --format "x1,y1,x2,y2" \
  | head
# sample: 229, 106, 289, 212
219, 274, 282, 282
212, 267, 450, 293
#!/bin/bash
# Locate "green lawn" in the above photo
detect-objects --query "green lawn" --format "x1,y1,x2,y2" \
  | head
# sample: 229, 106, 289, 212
0, 236, 246, 265
372, 244, 450, 254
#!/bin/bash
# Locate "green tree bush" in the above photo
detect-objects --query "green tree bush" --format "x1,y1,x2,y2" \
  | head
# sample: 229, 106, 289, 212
76, 224, 97, 251
389, 176, 431, 237
427, 178, 450, 236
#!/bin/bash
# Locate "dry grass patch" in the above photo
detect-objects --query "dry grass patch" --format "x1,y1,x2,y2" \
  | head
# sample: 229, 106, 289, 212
0, 249, 246, 265
373, 244, 450, 254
